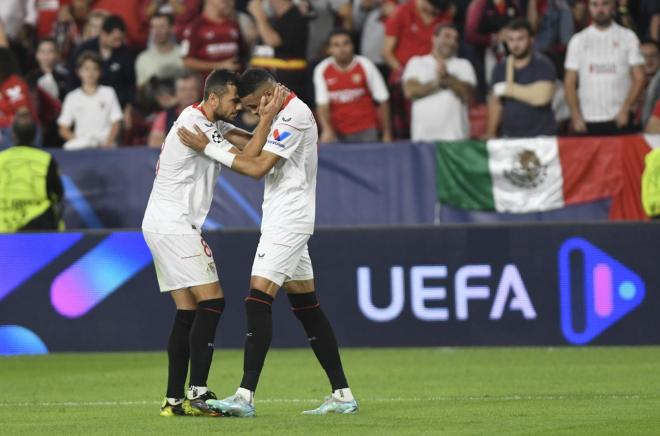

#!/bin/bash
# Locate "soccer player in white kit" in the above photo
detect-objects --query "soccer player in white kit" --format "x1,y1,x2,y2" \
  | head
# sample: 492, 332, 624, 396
142, 69, 284, 417
177, 69, 358, 416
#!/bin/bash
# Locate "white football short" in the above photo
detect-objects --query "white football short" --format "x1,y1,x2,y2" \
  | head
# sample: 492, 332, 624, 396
251, 230, 314, 287
143, 232, 219, 292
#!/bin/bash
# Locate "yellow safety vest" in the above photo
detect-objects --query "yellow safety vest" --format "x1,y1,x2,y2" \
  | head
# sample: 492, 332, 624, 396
642, 148, 660, 218
0, 146, 54, 232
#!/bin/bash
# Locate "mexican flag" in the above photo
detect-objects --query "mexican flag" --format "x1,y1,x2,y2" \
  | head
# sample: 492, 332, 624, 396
436, 135, 658, 219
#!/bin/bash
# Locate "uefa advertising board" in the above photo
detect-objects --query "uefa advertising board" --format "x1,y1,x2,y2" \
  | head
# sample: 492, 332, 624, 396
1, 223, 658, 354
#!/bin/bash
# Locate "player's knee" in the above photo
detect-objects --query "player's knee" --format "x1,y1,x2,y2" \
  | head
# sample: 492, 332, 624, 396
288, 292, 320, 314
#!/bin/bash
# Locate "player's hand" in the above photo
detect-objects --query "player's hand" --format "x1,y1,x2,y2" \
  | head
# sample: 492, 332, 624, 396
615, 108, 630, 128
177, 125, 210, 152
258, 85, 287, 121
571, 113, 587, 133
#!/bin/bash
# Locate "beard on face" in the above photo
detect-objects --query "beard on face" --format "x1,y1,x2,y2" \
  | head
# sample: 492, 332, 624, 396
510, 45, 531, 59
593, 13, 612, 26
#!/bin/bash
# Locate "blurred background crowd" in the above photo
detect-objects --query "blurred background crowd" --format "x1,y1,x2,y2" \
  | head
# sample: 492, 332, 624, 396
0, 0, 658, 151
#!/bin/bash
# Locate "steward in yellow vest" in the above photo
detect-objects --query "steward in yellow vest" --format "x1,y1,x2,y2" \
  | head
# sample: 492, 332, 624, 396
0, 112, 64, 232
642, 148, 660, 219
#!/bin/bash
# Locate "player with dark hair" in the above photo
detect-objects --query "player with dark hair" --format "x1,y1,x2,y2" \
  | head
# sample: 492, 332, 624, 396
142, 69, 285, 417
177, 68, 358, 416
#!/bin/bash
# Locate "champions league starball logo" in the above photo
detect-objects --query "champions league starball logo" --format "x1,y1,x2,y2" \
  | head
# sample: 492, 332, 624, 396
504, 149, 548, 189
211, 131, 222, 144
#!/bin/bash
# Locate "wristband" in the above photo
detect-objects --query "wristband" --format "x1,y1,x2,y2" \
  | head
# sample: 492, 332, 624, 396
204, 145, 236, 167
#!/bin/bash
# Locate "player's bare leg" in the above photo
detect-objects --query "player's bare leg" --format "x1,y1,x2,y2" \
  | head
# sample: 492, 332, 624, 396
160, 288, 197, 417
179, 281, 225, 416
284, 280, 358, 415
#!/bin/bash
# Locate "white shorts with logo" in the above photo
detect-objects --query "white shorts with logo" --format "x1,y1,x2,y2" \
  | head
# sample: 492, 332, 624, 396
251, 230, 314, 287
143, 231, 219, 292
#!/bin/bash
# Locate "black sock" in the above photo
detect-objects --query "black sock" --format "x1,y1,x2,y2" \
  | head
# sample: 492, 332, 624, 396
288, 292, 348, 391
188, 298, 225, 388
166, 309, 196, 398
240, 289, 274, 392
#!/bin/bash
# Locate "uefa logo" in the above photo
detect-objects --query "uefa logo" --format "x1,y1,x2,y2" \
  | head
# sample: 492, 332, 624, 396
558, 238, 645, 345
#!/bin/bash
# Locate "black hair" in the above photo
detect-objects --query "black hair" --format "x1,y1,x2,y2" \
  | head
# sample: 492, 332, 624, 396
640, 38, 660, 52
37, 37, 58, 50
433, 23, 458, 36
0, 47, 20, 82
12, 112, 37, 146
327, 28, 353, 44
203, 69, 238, 100
237, 69, 275, 98
505, 18, 534, 36
428, 0, 452, 12
102, 15, 127, 34
151, 12, 174, 25
76, 50, 102, 69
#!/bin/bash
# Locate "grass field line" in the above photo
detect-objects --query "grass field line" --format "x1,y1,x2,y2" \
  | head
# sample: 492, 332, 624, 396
0, 394, 653, 408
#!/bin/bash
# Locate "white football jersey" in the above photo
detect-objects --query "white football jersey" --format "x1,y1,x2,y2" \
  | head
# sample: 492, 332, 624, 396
142, 104, 235, 234
261, 94, 318, 235
564, 23, 644, 122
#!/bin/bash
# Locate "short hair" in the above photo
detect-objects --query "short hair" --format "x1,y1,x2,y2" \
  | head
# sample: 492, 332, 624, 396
102, 15, 127, 34
177, 71, 201, 87
12, 112, 37, 146
203, 69, 238, 100
76, 50, 102, 69
327, 28, 353, 44
640, 38, 660, 52
151, 12, 174, 25
37, 37, 58, 50
434, 23, 458, 36
428, 0, 452, 12
237, 69, 275, 98
505, 18, 534, 36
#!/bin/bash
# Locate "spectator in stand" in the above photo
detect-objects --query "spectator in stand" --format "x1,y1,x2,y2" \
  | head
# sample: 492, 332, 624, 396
464, 0, 521, 85
641, 39, 660, 127
403, 23, 476, 141
181, 0, 243, 76
303, 0, 353, 61
314, 29, 391, 143
0, 48, 37, 149
92, 0, 149, 49
353, 0, 397, 79
527, 0, 574, 70
36, 0, 70, 39
484, 19, 556, 138
0, 0, 38, 72
58, 51, 123, 150
140, 0, 203, 41
54, 4, 104, 61
248, 0, 310, 101
81, 9, 109, 41
68, 15, 136, 109
633, 0, 659, 41
645, 100, 660, 133
383, 0, 454, 137
147, 73, 201, 147
26, 38, 70, 149
136, 13, 185, 88
564, 0, 645, 135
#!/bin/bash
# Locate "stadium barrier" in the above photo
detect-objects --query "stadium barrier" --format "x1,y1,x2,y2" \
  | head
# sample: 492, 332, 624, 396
1, 222, 659, 354
51, 135, 659, 230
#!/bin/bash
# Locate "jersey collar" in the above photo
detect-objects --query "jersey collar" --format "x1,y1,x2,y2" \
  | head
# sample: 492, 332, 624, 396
192, 102, 210, 120
280, 91, 296, 111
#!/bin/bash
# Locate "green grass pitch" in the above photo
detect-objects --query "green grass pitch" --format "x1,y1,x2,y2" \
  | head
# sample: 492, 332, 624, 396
1, 347, 659, 435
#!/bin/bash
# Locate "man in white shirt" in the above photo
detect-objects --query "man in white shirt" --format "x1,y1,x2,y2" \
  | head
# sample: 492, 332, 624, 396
564, 0, 646, 135
135, 13, 185, 88
177, 69, 358, 417
142, 69, 282, 418
402, 24, 476, 142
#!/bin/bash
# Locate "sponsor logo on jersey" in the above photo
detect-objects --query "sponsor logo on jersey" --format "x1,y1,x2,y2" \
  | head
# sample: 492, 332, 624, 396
272, 129, 291, 142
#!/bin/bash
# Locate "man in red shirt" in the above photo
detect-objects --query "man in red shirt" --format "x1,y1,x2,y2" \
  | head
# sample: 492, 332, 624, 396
314, 29, 391, 143
181, 0, 243, 75
0, 48, 37, 149
382, 0, 453, 138
93, 0, 149, 49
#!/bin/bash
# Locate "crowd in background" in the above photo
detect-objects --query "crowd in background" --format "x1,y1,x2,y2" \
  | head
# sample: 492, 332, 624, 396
0, 0, 659, 151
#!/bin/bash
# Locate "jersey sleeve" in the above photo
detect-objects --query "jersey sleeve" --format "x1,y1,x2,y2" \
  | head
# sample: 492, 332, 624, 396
57, 93, 74, 127
564, 35, 580, 71
313, 62, 330, 105
263, 122, 304, 159
216, 120, 237, 136
626, 31, 644, 66
361, 57, 389, 103
402, 57, 420, 82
